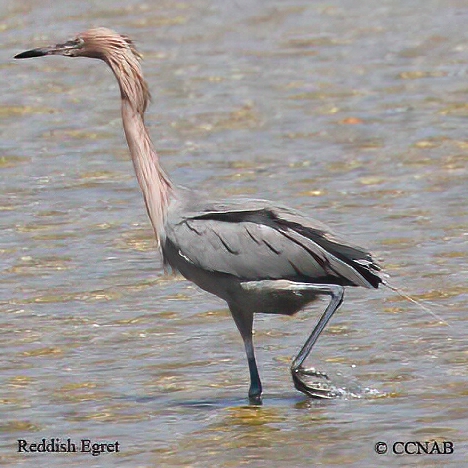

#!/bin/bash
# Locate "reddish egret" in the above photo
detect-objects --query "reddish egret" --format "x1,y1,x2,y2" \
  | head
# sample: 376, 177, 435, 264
15, 28, 382, 403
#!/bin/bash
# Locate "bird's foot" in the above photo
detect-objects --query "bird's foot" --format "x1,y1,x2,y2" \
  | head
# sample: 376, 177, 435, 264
248, 393, 263, 406
291, 366, 336, 399
296, 367, 329, 380
248, 383, 263, 406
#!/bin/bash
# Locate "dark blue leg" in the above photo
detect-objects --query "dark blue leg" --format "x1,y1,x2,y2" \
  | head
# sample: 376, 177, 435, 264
244, 335, 262, 404
290, 284, 344, 399
229, 305, 263, 404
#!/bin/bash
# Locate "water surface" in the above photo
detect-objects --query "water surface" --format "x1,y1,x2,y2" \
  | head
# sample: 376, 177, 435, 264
1, 0, 467, 466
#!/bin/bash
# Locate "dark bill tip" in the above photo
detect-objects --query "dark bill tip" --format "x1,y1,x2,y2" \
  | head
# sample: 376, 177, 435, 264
14, 48, 50, 59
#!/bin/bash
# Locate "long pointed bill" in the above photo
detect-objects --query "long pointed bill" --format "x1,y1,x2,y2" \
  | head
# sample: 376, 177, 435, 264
14, 40, 79, 59
14, 48, 51, 59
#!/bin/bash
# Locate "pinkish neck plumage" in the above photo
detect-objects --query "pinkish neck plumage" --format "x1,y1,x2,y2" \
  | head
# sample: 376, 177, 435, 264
106, 50, 173, 244
121, 100, 173, 244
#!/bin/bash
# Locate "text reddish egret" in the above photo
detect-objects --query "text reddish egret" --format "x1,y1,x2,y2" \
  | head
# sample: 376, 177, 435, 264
15, 28, 382, 403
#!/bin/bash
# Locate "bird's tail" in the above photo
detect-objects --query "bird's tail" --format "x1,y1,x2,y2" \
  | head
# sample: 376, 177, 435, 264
382, 279, 450, 327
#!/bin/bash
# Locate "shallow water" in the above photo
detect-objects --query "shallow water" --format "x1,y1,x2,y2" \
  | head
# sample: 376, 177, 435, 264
1, 0, 467, 466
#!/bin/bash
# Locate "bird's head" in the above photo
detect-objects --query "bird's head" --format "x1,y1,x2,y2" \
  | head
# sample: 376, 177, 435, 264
14, 27, 141, 61
15, 28, 150, 114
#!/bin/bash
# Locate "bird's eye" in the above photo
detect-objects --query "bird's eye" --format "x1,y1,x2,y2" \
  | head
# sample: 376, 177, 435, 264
76, 37, 85, 48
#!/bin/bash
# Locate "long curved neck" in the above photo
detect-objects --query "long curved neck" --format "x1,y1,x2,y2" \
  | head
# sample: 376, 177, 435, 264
121, 99, 173, 244
103, 47, 173, 244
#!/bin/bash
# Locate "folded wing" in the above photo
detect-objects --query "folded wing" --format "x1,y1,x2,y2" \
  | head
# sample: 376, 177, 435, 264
164, 199, 382, 289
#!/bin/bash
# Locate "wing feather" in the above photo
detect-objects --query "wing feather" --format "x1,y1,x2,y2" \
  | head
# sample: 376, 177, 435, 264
164, 198, 382, 288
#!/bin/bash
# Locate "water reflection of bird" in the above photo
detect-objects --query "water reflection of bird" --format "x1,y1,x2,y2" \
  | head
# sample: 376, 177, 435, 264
15, 28, 382, 404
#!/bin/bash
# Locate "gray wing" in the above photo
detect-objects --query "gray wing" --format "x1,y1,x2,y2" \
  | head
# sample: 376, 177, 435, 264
164, 196, 382, 289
